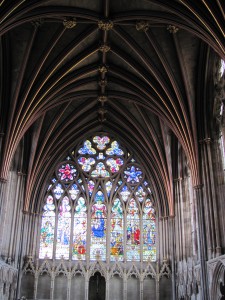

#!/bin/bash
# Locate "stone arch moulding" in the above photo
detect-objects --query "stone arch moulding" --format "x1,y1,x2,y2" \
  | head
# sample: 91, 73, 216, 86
210, 257, 225, 299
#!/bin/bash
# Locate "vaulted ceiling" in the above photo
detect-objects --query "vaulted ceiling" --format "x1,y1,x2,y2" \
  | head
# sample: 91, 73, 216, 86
0, 0, 224, 215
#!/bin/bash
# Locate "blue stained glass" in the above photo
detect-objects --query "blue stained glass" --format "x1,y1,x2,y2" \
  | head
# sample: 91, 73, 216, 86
106, 141, 124, 155
78, 140, 96, 155
124, 166, 142, 184
111, 199, 123, 261
90, 191, 107, 260
69, 184, 79, 200
53, 183, 64, 199
93, 136, 110, 150
120, 185, 130, 202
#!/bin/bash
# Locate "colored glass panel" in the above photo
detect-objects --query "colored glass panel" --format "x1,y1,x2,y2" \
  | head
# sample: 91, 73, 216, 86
53, 183, 64, 199
91, 162, 110, 178
106, 158, 123, 173
135, 186, 146, 202
39, 196, 55, 259
120, 185, 130, 202
124, 165, 142, 184
96, 152, 105, 160
105, 181, 112, 196
143, 199, 156, 261
55, 197, 71, 259
110, 199, 123, 261
58, 163, 77, 182
93, 136, 110, 150
106, 141, 124, 155
78, 157, 95, 172
78, 140, 96, 155
69, 184, 79, 200
126, 199, 140, 261
72, 198, 87, 260
90, 192, 107, 260
88, 180, 95, 195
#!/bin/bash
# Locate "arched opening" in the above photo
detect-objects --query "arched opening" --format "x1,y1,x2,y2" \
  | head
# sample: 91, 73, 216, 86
89, 272, 106, 300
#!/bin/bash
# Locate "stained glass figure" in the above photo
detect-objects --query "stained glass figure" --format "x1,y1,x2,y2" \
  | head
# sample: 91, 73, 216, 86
105, 181, 112, 196
124, 165, 142, 184
78, 140, 96, 155
73, 197, 87, 260
126, 198, 140, 261
106, 141, 124, 155
90, 191, 107, 260
111, 199, 123, 261
120, 185, 130, 202
106, 158, 123, 173
91, 162, 110, 178
93, 136, 110, 150
58, 163, 77, 182
88, 180, 95, 195
143, 199, 156, 261
39, 195, 55, 259
69, 184, 79, 200
135, 186, 146, 202
78, 157, 95, 172
55, 196, 71, 259
53, 183, 64, 200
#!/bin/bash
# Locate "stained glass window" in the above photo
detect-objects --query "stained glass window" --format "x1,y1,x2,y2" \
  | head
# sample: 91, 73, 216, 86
39, 134, 157, 262
111, 199, 123, 261
126, 199, 140, 261
90, 191, 107, 260
39, 195, 55, 259
73, 197, 87, 260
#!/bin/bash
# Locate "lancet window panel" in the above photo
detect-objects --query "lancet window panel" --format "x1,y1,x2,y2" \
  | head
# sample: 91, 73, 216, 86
38, 134, 157, 262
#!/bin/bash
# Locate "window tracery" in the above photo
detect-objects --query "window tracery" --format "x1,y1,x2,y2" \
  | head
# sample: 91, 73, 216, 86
39, 134, 156, 262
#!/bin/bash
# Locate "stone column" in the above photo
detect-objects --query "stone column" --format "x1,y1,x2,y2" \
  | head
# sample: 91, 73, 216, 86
67, 273, 71, 300
85, 273, 89, 300
194, 185, 209, 300
140, 278, 143, 300
34, 273, 38, 300
105, 275, 110, 300
50, 274, 54, 300
123, 275, 127, 300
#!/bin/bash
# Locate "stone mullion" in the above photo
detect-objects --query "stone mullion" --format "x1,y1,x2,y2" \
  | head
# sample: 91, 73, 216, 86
205, 139, 221, 257
194, 185, 209, 300
201, 141, 213, 259
124, 211, 127, 262
0, 179, 8, 255
69, 201, 75, 261
140, 211, 143, 262
106, 204, 111, 265
169, 216, 176, 300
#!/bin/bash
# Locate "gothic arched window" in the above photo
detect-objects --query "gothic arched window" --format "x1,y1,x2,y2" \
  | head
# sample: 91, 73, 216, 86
39, 134, 157, 262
